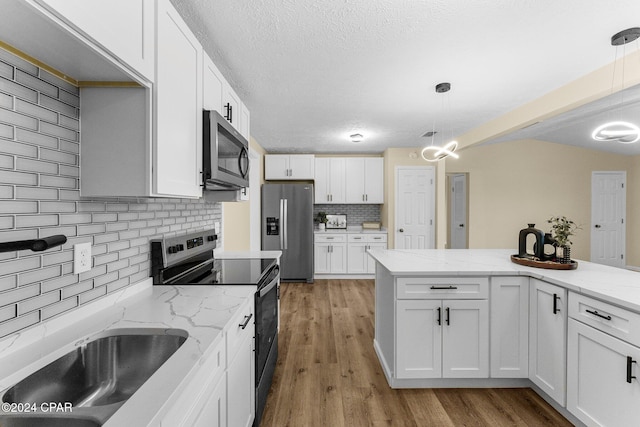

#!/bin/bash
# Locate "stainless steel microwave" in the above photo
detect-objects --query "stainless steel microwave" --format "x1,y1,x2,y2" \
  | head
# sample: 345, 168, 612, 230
203, 110, 250, 190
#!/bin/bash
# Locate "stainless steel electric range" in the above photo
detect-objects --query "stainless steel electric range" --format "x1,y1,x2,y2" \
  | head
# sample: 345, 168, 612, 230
150, 230, 279, 427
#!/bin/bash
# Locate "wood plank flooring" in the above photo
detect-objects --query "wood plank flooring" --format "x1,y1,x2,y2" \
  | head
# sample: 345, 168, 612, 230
260, 279, 573, 427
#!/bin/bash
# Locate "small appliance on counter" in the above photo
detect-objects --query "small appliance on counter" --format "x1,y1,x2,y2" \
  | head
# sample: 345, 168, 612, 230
326, 214, 347, 229
362, 221, 381, 230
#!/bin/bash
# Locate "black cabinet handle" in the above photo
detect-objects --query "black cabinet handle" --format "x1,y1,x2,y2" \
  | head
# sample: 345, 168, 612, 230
553, 293, 559, 314
445, 307, 450, 325
239, 313, 253, 329
437, 307, 441, 325
586, 309, 612, 321
224, 102, 232, 122
0, 235, 67, 253
627, 356, 637, 383
430, 285, 458, 290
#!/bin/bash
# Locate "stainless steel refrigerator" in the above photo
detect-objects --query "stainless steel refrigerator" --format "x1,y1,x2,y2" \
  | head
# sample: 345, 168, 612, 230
262, 183, 314, 283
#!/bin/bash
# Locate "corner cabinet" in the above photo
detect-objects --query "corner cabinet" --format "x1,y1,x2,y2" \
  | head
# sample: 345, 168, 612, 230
35, 0, 155, 81
395, 277, 489, 379
80, 0, 203, 198
265, 154, 315, 180
529, 279, 567, 406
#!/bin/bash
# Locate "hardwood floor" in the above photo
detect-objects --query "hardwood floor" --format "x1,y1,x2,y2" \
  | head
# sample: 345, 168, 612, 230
260, 279, 573, 427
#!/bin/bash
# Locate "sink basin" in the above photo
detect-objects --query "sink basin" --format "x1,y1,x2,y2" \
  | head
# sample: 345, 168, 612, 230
2, 328, 187, 408
0, 415, 101, 427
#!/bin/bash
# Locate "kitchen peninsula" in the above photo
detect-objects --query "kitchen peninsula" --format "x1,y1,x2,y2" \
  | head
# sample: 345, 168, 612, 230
368, 248, 640, 426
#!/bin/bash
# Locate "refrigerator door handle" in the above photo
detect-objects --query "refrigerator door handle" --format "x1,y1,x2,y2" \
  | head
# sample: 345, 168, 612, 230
283, 199, 288, 250
279, 199, 284, 249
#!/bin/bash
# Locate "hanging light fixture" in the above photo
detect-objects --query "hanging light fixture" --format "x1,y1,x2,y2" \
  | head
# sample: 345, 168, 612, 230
421, 82, 459, 162
591, 27, 640, 144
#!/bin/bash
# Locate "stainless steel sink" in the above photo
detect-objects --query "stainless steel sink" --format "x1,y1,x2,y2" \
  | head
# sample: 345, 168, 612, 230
1, 328, 187, 425
0, 415, 101, 427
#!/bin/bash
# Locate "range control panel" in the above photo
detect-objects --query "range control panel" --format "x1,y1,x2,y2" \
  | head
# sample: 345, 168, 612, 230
151, 230, 218, 268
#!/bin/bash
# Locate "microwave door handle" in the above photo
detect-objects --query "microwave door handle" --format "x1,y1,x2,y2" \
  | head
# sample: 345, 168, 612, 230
239, 146, 250, 178
283, 199, 288, 250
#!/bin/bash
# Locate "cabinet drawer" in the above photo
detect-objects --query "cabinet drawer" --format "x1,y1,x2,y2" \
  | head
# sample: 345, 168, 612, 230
348, 233, 387, 243
315, 233, 346, 243
569, 292, 640, 347
397, 277, 489, 299
226, 298, 254, 364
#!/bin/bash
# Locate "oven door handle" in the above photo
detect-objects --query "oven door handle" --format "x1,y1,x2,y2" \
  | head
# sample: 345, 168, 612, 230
164, 259, 215, 285
259, 271, 279, 297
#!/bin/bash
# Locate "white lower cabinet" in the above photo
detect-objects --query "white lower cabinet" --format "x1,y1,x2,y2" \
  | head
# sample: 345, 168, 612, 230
346, 234, 387, 274
529, 279, 567, 406
567, 292, 640, 426
188, 372, 227, 427
314, 234, 347, 274
226, 298, 255, 427
396, 298, 488, 379
490, 276, 529, 378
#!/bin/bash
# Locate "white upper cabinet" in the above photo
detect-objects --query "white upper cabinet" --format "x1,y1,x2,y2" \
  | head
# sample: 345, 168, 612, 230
154, 0, 202, 197
203, 52, 250, 139
35, 0, 155, 81
264, 155, 315, 180
345, 158, 384, 204
314, 158, 346, 203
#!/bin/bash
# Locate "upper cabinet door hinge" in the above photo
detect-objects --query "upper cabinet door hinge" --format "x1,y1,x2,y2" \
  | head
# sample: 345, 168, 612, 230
622, 183, 625, 188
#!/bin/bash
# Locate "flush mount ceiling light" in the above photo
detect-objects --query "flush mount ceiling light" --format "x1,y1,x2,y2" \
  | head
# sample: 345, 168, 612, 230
592, 27, 640, 145
421, 82, 460, 162
350, 133, 363, 143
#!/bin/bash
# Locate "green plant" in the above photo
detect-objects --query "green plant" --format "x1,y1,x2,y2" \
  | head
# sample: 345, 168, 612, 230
547, 216, 581, 247
315, 212, 328, 224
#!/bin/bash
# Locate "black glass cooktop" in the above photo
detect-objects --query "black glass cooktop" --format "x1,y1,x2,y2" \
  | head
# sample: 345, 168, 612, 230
213, 258, 278, 285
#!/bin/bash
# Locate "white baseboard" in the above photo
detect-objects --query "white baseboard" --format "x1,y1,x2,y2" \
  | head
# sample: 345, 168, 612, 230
626, 265, 640, 272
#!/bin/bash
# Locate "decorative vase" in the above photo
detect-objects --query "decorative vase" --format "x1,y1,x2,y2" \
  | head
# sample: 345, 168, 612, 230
557, 245, 571, 264
318, 223, 325, 231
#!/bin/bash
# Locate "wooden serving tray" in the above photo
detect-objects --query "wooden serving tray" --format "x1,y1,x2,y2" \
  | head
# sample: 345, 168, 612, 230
511, 254, 578, 270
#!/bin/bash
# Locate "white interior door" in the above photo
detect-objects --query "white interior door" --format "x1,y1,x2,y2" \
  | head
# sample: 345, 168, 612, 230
395, 167, 435, 249
591, 171, 626, 268
449, 173, 467, 249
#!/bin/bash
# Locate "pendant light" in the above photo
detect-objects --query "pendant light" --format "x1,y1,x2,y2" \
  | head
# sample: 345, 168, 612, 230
591, 27, 640, 144
421, 82, 459, 162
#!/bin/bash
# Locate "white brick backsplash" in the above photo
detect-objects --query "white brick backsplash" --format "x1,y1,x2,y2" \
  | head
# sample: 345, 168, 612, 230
0, 46, 222, 338
15, 128, 58, 149
314, 204, 382, 225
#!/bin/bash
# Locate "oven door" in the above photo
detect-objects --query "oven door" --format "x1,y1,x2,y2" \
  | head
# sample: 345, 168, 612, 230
255, 266, 279, 381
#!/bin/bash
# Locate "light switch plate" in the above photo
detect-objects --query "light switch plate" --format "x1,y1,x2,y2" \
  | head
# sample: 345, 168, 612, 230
214, 221, 220, 233
74, 242, 92, 274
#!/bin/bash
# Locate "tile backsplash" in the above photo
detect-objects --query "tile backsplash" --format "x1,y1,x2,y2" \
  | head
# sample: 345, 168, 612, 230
313, 204, 381, 226
0, 47, 221, 338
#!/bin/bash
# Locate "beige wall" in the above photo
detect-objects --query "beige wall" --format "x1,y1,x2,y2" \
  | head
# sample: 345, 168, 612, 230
446, 139, 639, 265
222, 137, 267, 251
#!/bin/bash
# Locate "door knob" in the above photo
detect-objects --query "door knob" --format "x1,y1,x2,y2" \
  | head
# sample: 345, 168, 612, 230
459, 224, 464, 227
399, 229, 404, 232
595, 224, 601, 228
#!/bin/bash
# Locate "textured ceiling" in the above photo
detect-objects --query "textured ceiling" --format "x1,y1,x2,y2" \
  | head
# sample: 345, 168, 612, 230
172, 0, 640, 154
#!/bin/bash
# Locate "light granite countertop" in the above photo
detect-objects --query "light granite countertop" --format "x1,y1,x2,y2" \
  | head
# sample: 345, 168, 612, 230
0, 279, 255, 426
315, 226, 387, 234
367, 248, 640, 313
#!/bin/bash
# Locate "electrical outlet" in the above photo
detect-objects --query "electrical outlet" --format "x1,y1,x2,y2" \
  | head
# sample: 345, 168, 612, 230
74, 242, 92, 274
214, 221, 220, 234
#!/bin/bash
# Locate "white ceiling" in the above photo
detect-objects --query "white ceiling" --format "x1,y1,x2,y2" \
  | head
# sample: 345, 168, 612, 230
172, 0, 640, 155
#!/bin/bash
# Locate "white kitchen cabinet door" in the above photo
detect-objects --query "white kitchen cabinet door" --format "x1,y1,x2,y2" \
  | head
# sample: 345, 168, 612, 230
314, 158, 346, 203
442, 299, 489, 378
345, 158, 384, 203
223, 85, 241, 129
265, 155, 290, 180
347, 241, 368, 274
363, 158, 384, 203
203, 52, 224, 113
288, 155, 315, 180
265, 155, 315, 180
314, 241, 347, 274
329, 242, 347, 274
239, 102, 251, 141
530, 279, 567, 406
227, 331, 255, 427
184, 372, 227, 427
314, 242, 331, 274
396, 299, 442, 379
154, 0, 202, 198
567, 319, 640, 427
490, 276, 529, 378
36, 0, 155, 81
